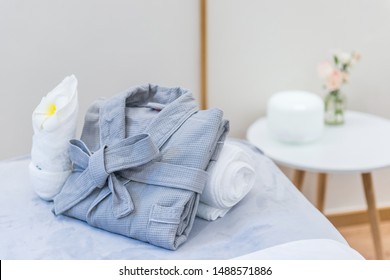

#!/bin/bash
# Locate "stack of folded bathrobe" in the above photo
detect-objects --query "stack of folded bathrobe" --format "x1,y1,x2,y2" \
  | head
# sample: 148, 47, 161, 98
51, 84, 229, 250
30, 78, 255, 250
196, 140, 257, 221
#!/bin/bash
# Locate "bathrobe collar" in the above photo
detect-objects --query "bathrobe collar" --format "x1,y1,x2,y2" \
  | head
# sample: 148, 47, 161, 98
99, 84, 199, 148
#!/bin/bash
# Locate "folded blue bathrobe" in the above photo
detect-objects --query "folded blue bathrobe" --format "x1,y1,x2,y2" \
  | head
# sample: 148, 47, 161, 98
53, 84, 229, 250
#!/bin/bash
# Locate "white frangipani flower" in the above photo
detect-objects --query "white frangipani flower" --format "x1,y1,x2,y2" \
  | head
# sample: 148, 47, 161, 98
32, 75, 78, 132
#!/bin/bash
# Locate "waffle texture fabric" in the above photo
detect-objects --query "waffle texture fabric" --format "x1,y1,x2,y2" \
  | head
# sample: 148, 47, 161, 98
53, 84, 229, 250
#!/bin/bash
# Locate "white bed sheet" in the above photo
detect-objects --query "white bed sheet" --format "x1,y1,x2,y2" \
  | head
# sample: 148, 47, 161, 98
0, 148, 361, 260
233, 239, 364, 260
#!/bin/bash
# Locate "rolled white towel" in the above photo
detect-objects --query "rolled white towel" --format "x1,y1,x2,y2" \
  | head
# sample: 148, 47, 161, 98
29, 75, 79, 201
197, 140, 256, 221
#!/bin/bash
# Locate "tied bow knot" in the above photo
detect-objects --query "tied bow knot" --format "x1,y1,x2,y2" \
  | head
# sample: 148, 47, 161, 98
54, 134, 160, 219
87, 145, 109, 188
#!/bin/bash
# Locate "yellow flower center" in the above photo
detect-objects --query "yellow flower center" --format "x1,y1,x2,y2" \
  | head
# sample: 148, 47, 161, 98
46, 103, 57, 116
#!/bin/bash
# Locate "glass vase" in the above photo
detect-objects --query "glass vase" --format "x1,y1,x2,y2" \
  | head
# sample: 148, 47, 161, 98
324, 90, 345, 125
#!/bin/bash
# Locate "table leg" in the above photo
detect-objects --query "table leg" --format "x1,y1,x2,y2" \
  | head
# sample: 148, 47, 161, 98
292, 170, 305, 191
362, 172, 384, 260
316, 173, 327, 213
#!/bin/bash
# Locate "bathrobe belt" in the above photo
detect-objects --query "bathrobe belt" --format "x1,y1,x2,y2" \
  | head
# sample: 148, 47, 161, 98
53, 133, 208, 219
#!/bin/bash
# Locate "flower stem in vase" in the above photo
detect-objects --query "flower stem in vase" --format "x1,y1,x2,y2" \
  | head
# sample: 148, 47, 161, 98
324, 90, 345, 125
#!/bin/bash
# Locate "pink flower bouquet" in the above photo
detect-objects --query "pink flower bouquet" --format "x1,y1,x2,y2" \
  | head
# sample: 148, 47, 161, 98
318, 50, 360, 124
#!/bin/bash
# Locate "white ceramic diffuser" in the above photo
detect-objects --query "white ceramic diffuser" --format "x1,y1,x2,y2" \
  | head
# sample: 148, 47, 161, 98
267, 90, 324, 144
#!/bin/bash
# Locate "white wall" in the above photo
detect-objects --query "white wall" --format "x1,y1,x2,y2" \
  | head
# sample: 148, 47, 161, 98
0, 0, 200, 159
208, 0, 390, 213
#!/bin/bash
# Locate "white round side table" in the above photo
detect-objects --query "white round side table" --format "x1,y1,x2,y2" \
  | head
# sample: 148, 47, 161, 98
247, 111, 390, 259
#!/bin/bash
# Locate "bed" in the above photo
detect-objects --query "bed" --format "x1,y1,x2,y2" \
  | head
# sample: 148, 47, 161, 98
0, 140, 363, 260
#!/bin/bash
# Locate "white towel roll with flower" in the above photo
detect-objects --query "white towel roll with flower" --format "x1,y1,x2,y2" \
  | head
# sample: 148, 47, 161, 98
29, 75, 79, 201
197, 140, 257, 221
